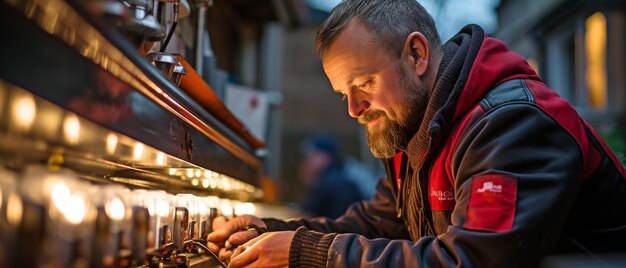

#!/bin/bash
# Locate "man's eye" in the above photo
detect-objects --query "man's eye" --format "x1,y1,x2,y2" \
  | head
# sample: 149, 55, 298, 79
357, 81, 371, 90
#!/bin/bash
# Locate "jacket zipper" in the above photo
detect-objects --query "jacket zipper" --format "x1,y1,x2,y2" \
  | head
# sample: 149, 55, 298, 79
397, 131, 441, 237
395, 155, 408, 219
416, 136, 437, 236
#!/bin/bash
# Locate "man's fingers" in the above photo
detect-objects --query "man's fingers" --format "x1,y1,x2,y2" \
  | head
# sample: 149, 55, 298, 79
227, 229, 259, 248
212, 215, 228, 230
227, 234, 266, 267
227, 243, 260, 268
207, 216, 231, 242
219, 247, 234, 263
206, 241, 222, 253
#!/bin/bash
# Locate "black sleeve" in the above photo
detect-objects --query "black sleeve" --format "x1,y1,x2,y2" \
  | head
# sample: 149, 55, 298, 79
264, 175, 410, 240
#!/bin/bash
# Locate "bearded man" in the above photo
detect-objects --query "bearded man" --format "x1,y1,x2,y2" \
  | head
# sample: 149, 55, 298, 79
207, 0, 626, 267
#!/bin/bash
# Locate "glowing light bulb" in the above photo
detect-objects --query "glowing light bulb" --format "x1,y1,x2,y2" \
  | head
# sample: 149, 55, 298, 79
133, 143, 144, 160
6, 193, 23, 226
106, 133, 118, 155
11, 93, 36, 130
156, 197, 169, 217
105, 197, 126, 221
176, 194, 198, 216
51, 181, 86, 224
222, 178, 232, 191
198, 201, 208, 216
188, 200, 198, 216
63, 114, 81, 144
234, 202, 256, 216
51, 182, 71, 209
220, 200, 233, 218
191, 179, 199, 186
63, 194, 86, 224
156, 152, 165, 165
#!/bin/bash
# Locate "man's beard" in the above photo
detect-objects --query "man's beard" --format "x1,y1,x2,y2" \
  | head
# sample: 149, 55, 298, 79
361, 64, 428, 159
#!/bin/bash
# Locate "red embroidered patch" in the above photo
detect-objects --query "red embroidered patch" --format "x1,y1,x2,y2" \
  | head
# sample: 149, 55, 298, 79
464, 174, 517, 232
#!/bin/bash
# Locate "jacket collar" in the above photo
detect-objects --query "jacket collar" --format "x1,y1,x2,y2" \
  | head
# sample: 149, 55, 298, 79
405, 24, 484, 168
404, 24, 541, 168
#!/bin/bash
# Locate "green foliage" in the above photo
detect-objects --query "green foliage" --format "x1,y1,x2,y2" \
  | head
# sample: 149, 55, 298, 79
599, 126, 626, 165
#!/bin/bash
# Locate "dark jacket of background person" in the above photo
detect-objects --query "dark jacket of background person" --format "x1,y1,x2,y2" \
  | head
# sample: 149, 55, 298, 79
298, 135, 364, 218
260, 24, 626, 267
302, 161, 363, 219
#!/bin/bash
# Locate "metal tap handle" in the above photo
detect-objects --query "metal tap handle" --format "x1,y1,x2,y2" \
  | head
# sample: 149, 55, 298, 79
130, 206, 149, 265
172, 206, 188, 249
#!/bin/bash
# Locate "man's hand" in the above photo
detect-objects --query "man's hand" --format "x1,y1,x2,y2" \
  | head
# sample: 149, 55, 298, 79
227, 231, 295, 268
206, 215, 267, 263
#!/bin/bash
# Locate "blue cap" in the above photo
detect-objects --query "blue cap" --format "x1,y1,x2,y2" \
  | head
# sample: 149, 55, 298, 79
300, 134, 339, 157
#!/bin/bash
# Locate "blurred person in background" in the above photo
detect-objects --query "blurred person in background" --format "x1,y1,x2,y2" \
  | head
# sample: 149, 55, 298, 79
207, 0, 626, 267
297, 134, 365, 219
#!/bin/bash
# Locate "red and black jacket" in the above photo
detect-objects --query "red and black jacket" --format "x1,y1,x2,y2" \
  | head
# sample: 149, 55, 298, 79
264, 24, 626, 267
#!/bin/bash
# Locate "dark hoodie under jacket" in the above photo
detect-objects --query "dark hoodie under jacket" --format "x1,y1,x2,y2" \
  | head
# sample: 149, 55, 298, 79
262, 24, 626, 267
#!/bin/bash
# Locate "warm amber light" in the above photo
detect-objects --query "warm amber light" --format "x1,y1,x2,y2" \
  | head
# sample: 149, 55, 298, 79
234, 202, 256, 216
51, 181, 85, 224
6, 193, 23, 226
176, 194, 198, 217
63, 114, 81, 144
156, 197, 169, 217
220, 199, 233, 218
156, 152, 166, 165
205, 196, 220, 209
106, 133, 118, 155
64, 194, 86, 224
11, 93, 36, 130
145, 192, 170, 218
133, 143, 144, 160
198, 201, 208, 216
51, 182, 71, 209
220, 176, 231, 190
585, 12, 607, 110
105, 197, 126, 221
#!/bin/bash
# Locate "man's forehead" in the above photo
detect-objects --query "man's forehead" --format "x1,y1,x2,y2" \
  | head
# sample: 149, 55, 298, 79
321, 20, 382, 86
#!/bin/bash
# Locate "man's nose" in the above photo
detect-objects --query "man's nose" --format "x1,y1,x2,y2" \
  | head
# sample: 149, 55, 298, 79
347, 92, 369, 118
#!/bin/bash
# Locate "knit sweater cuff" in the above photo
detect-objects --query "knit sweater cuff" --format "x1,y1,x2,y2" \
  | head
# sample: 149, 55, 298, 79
262, 218, 302, 231
289, 226, 337, 268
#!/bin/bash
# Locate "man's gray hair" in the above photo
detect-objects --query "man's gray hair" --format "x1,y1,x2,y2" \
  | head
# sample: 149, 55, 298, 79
316, 0, 442, 59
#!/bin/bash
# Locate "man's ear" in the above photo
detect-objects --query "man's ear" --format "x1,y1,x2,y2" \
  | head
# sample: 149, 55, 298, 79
403, 32, 430, 77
